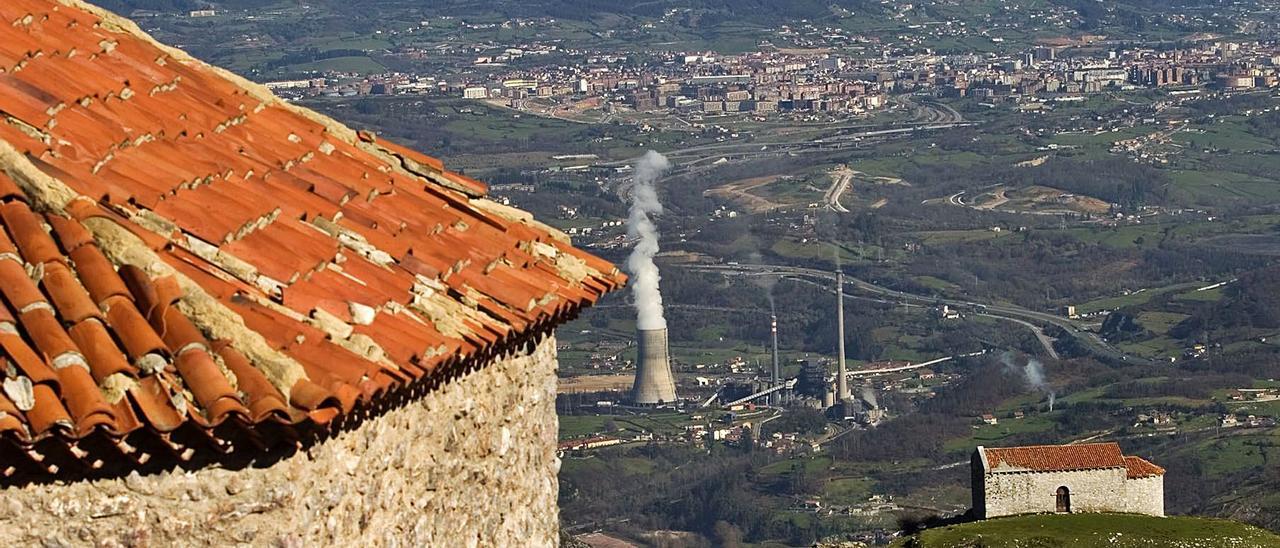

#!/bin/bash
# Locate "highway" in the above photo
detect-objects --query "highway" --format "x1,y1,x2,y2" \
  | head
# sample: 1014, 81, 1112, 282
684, 263, 1156, 366
823, 167, 853, 213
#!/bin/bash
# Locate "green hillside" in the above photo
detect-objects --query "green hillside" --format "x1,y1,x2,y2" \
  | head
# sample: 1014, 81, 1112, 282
892, 514, 1280, 548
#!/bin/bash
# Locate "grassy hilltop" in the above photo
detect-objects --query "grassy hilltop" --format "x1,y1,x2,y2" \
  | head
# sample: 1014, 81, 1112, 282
892, 514, 1280, 548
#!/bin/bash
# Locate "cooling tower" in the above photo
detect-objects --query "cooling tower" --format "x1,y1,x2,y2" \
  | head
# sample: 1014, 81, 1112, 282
632, 328, 677, 405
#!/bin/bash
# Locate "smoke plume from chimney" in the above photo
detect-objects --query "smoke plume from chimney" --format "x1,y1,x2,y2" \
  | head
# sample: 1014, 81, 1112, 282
861, 386, 878, 409
625, 151, 672, 330
1001, 352, 1056, 411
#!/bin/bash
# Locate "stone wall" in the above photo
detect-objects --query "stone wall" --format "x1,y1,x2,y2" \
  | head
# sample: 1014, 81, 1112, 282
981, 467, 1164, 518
984, 468, 1123, 518
0, 335, 562, 547
1123, 475, 1165, 517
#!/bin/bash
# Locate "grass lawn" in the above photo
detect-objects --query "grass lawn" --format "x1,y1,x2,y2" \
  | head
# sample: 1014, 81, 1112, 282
1137, 311, 1190, 336
913, 275, 959, 292
943, 415, 1057, 454
1074, 282, 1200, 314
559, 415, 621, 439
1193, 433, 1280, 477
287, 55, 386, 73
822, 477, 875, 505
894, 513, 1280, 548
1175, 286, 1225, 302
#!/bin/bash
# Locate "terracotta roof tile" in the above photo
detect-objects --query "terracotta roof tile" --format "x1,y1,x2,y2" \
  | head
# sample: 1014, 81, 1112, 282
1, 201, 62, 266
0, 259, 47, 311
0, 329, 59, 385
67, 319, 136, 380
1124, 455, 1165, 479
27, 383, 73, 436
0, 173, 23, 202
102, 296, 167, 361
982, 443, 1128, 473
0, 0, 624, 478
40, 261, 101, 324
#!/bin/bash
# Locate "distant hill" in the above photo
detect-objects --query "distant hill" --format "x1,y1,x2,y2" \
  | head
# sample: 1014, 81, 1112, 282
892, 514, 1280, 548
97, 0, 885, 19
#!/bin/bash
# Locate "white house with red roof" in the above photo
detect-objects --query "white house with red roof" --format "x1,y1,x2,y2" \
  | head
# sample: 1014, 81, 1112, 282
972, 442, 1165, 519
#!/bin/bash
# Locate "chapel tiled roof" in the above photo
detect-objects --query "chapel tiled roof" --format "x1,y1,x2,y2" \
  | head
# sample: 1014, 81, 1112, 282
981, 442, 1127, 473
0, 0, 624, 478
1123, 455, 1165, 479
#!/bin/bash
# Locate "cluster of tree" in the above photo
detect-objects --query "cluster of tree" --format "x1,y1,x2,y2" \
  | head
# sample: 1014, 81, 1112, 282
1102, 373, 1253, 400
832, 414, 971, 463
96, 0, 203, 12
761, 408, 827, 437
1101, 311, 1149, 342
559, 444, 837, 545
261, 48, 369, 71
1171, 264, 1280, 341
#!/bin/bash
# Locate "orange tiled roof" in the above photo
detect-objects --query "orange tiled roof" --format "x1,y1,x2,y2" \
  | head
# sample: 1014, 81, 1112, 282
1123, 455, 1165, 479
0, 0, 624, 478
982, 442, 1126, 473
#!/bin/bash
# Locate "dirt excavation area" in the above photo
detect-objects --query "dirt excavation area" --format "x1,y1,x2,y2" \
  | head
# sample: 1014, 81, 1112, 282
971, 185, 1111, 215
558, 374, 633, 393
705, 175, 794, 212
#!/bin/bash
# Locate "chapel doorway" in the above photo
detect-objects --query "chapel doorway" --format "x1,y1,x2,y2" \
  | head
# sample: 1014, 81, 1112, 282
1056, 486, 1072, 513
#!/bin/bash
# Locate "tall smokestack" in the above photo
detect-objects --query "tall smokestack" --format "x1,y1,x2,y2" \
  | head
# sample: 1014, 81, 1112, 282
837, 271, 849, 402
632, 328, 677, 405
626, 151, 676, 405
771, 314, 780, 406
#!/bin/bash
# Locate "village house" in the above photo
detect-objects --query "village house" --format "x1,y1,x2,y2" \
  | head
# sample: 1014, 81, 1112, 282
972, 443, 1165, 519
0, 1, 624, 545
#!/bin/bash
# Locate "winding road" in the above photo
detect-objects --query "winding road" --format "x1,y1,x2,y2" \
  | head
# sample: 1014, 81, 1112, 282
683, 263, 1155, 365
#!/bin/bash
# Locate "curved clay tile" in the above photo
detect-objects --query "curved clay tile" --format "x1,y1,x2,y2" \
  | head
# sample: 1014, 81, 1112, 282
0, 329, 58, 385
172, 349, 247, 424
288, 379, 342, 413
128, 376, 185, 433
26, 383, 73, 436
39, 261, 101, 324
0, 201, 62, 266
151, 305, 207, 354
45, 214, 95, 253
67, 244, 131, 305
0, 174, 22, 202
211, 341, 289, 423
101, 295, 168, 366
18, 307, 82, 365
66, 319, 135, 380
0, 392, 25, 436
51, 364, 114, 437
0, 260, 47, 312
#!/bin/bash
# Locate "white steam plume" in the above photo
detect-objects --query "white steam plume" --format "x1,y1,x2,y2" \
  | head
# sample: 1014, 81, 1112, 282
1001, 352, 1056, 411
626, 151, 672, 331
861, 386, 879, 409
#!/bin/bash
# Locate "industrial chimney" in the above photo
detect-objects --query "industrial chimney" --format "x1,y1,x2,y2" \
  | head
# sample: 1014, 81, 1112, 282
837, 271, 849, 402
632, 327, 677, 405
771, 314, 780, 406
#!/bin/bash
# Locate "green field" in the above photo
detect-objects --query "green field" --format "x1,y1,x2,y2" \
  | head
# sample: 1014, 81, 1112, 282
894, 514, 1280, 548
1074, 282, 1200, 314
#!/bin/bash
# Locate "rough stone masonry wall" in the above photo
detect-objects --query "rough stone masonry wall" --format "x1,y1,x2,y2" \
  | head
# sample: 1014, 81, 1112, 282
1123, 475, 1165, 517
0, 335, 562, 547
984, 468, 1129, 518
